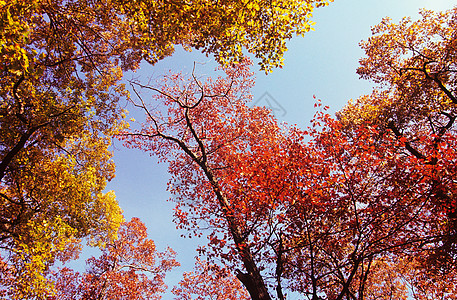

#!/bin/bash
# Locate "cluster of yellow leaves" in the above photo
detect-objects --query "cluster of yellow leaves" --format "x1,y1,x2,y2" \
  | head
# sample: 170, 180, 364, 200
1, 0, 126, 297
114, 0, 332, 72
51, 218, 180, 300
0, 0, 35, 76
0, 0, 127, 282
0, 132, 124, 298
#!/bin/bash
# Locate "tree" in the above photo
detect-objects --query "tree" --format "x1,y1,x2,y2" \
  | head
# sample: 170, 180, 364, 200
51, 217, 179, 300
121, 59, 275, 299
338, 6, 457, 274
0, 0, 332, 296
121, 57, 457, 299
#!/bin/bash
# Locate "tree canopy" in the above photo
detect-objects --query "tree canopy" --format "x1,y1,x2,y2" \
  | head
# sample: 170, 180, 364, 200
0, 0, 331, 297
122, 7, 457, 297
3, 1, 457, 299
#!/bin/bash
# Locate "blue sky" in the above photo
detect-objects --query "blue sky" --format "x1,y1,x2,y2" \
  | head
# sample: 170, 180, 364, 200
73, 0, 456, 297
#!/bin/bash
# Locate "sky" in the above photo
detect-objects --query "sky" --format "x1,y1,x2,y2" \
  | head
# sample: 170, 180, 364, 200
71, 0, 456, 297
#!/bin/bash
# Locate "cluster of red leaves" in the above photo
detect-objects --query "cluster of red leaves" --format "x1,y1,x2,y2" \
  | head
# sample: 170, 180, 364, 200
50, 218, 179, 300
120, 55, 457, 299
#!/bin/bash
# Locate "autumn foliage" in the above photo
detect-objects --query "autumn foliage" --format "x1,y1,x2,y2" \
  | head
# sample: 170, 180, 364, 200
2, 0, 457, 299
0, 0, 331, 297
339, 6, 457, 275
172, 257, 249, 300
123, 7, 457, 295
51, 218, 179, 300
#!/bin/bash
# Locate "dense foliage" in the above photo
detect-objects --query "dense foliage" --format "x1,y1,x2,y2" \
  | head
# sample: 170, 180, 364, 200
0, 0, 330, 297
2, 0, 457, 299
